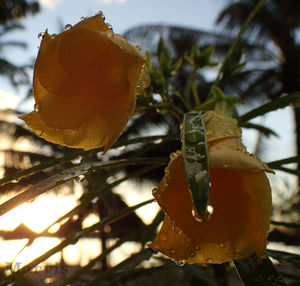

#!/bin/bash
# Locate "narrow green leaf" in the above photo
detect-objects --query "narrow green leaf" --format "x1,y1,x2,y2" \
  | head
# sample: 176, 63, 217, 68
0, 135, 177, 187
85, 248, 154, 286
181, 111, 210, 217
234, 255, 287, 286
62, 223, 156, 285
273, 166, 300, 176
0, 157, 168, 216
22, 165, 161, 250
239, 122, 278, 137
240, 91, 300, 122
267, 249, 300, 267
267, 156, 300, 168
14, 199, 154, 275
271, 220, 300, 229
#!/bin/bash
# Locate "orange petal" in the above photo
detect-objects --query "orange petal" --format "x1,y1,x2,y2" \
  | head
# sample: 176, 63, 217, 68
20, 14, 146, 150
151, 152, 271, 263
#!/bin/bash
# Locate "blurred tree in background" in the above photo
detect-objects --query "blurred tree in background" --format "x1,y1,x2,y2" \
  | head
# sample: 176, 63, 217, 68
0, 0, 39, 85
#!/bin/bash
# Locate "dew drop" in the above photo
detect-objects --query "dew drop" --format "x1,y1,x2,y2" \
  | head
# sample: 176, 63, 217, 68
107, 24, 113, 31
64, 24, 72, 30
195, 142, 205, 153
159, 233, 168, 242
207, 205, 214, 215
34, 103, 40, 112
104, 224, 111, 233
206, 257, 213, 263
173, 225, 181, 234
75, 175, 85, 183
192, 204, 214, 222
171, 249, 176, 254
174, 261, 185, 267
80, 16, 85, 21
189, 252, 195, 257
194, 246, 200, 251
185, 130, 203, 144
71, 156, 83, 165
12, 178, 20, 183
219, 243, 225, 248
35, 129, 44, 136
38, 32, 44, 40
186, 157, 195, 163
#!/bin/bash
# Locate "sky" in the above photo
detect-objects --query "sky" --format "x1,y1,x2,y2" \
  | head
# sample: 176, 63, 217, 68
0, 0, 297, 169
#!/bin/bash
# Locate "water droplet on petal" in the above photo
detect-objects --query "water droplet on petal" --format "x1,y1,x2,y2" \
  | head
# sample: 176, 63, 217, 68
206, 257, 213, 263
34, 103, 40, 112
207, 205, 214, 215
75, 175, 85, 183
38, 32, 44, 40
175, 261, 185, 267
64, 24, 72, 30
107, 24, 113, 31
192, 204, 214, 222
159, 233, 168, 242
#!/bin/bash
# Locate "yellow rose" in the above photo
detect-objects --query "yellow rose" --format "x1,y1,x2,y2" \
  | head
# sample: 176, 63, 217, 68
149, 111, 273, 264
20, 13, 147, 151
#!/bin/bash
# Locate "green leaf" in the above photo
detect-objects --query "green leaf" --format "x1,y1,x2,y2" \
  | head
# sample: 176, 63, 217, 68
272, 166, 300, 176
181, 111, 210, 217
234, 255, 287, 286
240, 91, 300, 122
0, 157, 168, 216
85, 248, 154, 286
267, 249, 300, 267
267, 156, 300, 168
271, 220, 300, 229
240, 122, 278, 137
0, 135, 175, 187
0, 199, 155, 286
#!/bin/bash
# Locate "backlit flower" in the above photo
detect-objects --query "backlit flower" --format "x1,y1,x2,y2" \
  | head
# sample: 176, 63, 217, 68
20, 13, 147, 151
150, 111, 273, 264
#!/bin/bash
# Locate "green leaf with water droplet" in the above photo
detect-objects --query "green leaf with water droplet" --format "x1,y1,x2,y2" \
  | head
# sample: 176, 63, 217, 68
240, 91, 300, 122
181, 111, 210, 216
234, 255, 287, 286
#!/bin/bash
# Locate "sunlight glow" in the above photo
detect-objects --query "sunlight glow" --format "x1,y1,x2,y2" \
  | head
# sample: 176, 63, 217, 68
0, 193, 77, 233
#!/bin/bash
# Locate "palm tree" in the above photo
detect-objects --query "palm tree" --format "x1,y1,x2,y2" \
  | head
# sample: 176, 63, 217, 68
216, 0, 300, 184
0, 0, 39, 86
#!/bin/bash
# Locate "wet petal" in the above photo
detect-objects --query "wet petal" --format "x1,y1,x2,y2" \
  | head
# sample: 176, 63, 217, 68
20, 13, 147, 150
151, 111, 272, 264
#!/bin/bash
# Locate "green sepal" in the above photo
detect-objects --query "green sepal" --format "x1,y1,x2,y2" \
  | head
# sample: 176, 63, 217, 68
181, 111, 210, 216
